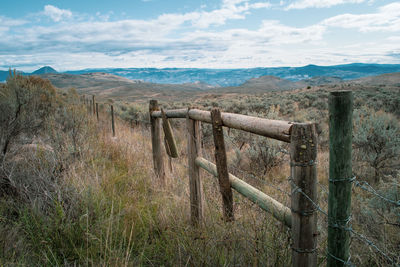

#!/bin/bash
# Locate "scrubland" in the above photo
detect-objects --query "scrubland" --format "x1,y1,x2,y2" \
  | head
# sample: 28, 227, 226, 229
0, 74, 399, 266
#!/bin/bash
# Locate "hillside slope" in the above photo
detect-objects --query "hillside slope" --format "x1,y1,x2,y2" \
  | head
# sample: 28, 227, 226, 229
40, 72, 203, 102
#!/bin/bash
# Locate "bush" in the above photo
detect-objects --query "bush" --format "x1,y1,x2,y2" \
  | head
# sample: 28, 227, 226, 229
353, 108, 400, 183
0, 72, 56, 155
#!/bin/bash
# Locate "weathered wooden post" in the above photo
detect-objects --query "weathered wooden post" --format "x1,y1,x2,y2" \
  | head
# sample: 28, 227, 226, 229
149, 100, 165, 182
92, 95, 96, 115
131, 119, 134, 130
86, 97, 90, 113
161, 108, 178, 158
328, 91, 353, 267
211, 108, 234, 221
187, 108, 203, 225
96, 103, 99, 121
111, 104, 115, 137
290, 123, 318, 267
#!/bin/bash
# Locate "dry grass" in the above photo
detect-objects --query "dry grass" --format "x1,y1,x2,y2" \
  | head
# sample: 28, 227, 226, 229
1, 80, 398, 266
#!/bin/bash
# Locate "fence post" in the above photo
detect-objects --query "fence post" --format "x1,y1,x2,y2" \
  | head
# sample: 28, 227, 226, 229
149, 100, 165, 182
211, 108, 234, 221
111, 104, 115, 137
187, 109, 203, 225
328, 91, 353, 267
161, 108, 178, 158
96, 103, 99, 121
290, 123, 318, 267
92, 95, 96, 115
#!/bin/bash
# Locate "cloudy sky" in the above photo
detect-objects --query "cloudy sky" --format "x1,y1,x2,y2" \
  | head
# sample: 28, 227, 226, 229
1, 0, 399, 71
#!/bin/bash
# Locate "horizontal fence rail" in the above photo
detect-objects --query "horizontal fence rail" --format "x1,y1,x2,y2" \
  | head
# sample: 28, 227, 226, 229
149, 101, 317, 267
195, 157, 292, 228
151, 108, 293, 142
82, 92, 398, 266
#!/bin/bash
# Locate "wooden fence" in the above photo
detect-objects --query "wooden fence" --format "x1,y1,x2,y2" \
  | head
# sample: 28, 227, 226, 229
149, 101, 318, 267
82, 92, 360, 267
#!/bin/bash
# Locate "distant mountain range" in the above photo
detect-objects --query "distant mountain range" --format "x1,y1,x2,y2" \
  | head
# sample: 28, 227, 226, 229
1, 63, 400, 86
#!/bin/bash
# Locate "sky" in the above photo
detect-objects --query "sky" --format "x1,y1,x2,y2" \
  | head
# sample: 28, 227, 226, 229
0, 0, 399, 71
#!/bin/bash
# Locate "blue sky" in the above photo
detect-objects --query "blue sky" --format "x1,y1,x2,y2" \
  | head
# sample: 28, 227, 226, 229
1, 0, 399, 71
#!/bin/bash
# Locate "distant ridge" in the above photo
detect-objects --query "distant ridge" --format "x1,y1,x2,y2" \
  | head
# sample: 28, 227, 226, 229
32, 66, 58, 75
0, 66, 57, 82
1, 63, 400, 85
64, 63, 400, 86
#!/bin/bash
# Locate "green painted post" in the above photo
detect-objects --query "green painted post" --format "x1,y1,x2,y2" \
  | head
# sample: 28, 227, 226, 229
328, 91, 353, 266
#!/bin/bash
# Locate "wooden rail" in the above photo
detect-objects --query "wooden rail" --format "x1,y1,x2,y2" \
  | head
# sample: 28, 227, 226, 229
151, 108, 293, 142
149, 101, 318, 267
195, 157, 292, 227
82, 92, 355, 267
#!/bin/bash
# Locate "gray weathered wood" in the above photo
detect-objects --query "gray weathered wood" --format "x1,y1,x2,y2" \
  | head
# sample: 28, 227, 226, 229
161, 108, 178, 158
187, 111, 203, 225
290, 123, 318, 267
111, 105, 115, 137
328, 91, 353, 267
152, 108, 292, 142
152, 108, 187, 118
92, 95, 95, 115
211, 108, 234, 221
195, 157, 291, 227
96, 102, 99, 121
149, 100, 165, 182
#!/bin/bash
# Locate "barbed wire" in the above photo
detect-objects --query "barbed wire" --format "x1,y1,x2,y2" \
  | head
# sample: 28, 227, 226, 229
96, 107, 399, 266
353, 178, 400, 207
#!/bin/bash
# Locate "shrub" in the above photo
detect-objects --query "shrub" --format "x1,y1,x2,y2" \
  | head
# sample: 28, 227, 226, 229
353, 108, 400, 183
0, 72, 56, 155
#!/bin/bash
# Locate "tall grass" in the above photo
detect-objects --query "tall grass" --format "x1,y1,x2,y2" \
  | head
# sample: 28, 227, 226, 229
1, 76, 398, 266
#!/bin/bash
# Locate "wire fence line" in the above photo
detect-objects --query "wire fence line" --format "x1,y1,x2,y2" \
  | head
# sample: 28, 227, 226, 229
289, 171, 398, 266
86, 99, 399, 266
353, 178, 400, 207
220, 125, 398, 266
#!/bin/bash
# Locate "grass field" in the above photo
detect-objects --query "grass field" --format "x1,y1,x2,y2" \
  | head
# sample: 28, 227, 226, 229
0, 73, 399, 266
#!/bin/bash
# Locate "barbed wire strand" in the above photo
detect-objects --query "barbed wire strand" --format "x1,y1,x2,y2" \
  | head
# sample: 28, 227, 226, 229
106, 110, 399, 266
353, 178, 400, 207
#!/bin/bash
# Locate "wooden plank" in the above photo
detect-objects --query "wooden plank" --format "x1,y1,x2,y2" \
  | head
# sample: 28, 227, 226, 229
161, 108, 178, 158
111, 105, 115, 137
149, 100, 165, 182
195, 157, 291, 228
211, 108, 234, 221
328, 91, 353, 267
290, 123, 318, 267
187, 111, 203, 225
152, 108, 292, 142
151, 108, 187, 118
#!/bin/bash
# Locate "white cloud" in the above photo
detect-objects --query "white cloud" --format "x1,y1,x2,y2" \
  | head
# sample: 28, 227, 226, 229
44, 5, 72, 22
286, 0, 366, 10
153, 0, 272, 29
322, 2, 400, 32
0, 16, 27, 27
1, 0, 399, 70
249, 2, 271, 9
